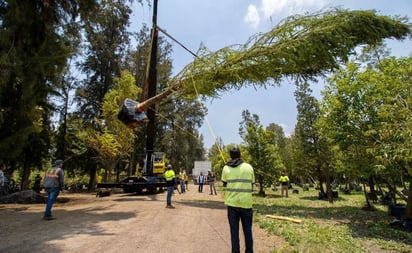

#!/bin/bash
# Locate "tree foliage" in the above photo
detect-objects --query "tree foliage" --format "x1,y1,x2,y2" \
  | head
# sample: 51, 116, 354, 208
320, 52, 412, 212
76, 0, 132, 122
294, 82, 335, 199
169, 9, 411, 99
320, 62, 381, 178
0, 0, 97, 180
86, 71, 140, 182
241, 110, 285, 196
366, 57, 412, 217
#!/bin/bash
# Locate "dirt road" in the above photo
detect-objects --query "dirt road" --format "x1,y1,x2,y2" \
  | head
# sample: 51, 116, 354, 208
0, 184, 280, 253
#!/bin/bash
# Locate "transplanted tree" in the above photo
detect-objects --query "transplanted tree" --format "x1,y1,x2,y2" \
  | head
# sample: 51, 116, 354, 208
167, 9, 411, 99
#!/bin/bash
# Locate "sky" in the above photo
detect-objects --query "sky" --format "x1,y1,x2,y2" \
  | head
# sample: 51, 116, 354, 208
131, 0, 412, 149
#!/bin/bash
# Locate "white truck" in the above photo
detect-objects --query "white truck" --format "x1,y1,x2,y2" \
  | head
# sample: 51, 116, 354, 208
192, 161, 212, 185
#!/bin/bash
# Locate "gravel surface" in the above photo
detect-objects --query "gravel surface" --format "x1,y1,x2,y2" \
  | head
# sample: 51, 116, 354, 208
0, 184, 280, 253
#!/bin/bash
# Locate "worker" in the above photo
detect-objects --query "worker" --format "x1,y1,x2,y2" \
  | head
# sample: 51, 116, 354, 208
179, 169, 187, 193
197, 172, 205, 193
221, 147, 255, 253
164, 164, 176, 209
207, 170, 217, 195
279, 172, 290, 197
33, 174, 42, 193
43, 159, 64, 220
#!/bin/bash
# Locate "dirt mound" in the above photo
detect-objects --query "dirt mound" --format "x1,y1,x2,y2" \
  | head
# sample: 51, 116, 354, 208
0, 189, 46, 204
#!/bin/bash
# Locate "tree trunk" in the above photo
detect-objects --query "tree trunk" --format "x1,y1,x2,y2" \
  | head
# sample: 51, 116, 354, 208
88, 163, 97, 191
403, 181, 412, 219
21, 159, 31, 190
325, 162, 333, 203
258, 178, 265, 197
363, 182, 372, 208
368, 176, 376, 193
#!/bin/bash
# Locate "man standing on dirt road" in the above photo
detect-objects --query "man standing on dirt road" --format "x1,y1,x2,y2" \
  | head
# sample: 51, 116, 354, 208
207, 170, 217, 195
43, 159, 64, 220
179, 169, 187, 193
221, 147, 255, 253
164, 164, 176, 208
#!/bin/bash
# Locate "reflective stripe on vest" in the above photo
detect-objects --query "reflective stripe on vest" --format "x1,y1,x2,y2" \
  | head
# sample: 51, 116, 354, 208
45, 168, 61, 178
222, 163, 254, 209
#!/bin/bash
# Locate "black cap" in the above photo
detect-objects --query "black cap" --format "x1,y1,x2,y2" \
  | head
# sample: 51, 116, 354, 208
229, 147, 241, 159
53, 160, 63, 167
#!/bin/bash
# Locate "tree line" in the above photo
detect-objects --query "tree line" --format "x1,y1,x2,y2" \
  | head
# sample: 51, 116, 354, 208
207, 45, 412, 219
0, 0, 205, 190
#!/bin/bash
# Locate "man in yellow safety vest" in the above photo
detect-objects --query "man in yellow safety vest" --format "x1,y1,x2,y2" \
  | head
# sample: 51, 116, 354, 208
221, 147, 255, 253
164, 164, 176, 208
279, 172, 290, 198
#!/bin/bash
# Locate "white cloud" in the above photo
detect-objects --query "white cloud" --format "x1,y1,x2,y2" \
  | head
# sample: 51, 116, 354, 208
244, 4, 261, 28
245, 0, 330, 28
261, 0, 289, 18
262, 0, 329, 17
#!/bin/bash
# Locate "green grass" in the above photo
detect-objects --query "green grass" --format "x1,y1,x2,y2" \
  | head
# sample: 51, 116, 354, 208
252, 187, 412, 253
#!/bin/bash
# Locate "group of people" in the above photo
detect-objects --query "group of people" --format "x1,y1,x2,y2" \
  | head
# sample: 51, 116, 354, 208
0, 163, 44, 196
164, 148, 256, 253
164, 166, 218, 206
196, 170, 217, 195
163, 148, 290, 253
3, 148, 285, 253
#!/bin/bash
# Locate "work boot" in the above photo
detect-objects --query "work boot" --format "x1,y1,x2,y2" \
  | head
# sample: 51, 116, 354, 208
166, 204, 175, 209
43, 215, 56, 220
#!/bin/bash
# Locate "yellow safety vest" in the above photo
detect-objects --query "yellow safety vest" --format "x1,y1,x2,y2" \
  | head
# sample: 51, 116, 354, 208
179, 172, 186, 181
279, 176, 289, 183
222, 162, 254, 209
164, 170, 175, 181
45, 168, 61, 178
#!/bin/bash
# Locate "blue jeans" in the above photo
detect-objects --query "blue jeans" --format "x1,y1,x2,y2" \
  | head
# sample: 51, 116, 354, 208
166, 185, 174, 205
44, 187, 60, 216
227, 206, 253, 253
180, 180, 185, 193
